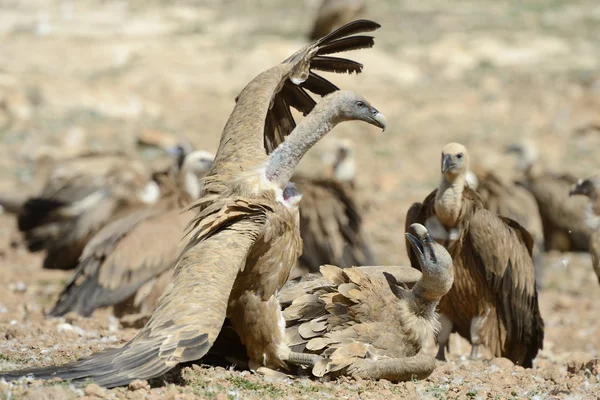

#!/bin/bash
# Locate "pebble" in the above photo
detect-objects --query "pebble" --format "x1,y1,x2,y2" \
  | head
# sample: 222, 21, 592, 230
128, 379, 150, 391
490, 357, 514, 370
84, 383, 105, 398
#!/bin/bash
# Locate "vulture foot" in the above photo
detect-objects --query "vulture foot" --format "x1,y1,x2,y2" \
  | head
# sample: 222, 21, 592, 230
435, 345, 447, 362
346, 355, 436, 382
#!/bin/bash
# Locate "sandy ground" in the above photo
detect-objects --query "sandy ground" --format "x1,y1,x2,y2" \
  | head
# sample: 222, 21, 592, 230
1, 0, 600, 398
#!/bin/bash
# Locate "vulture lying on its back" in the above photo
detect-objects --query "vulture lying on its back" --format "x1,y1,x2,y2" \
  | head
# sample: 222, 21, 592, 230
506, 141, 590, 252
570, 176, 600, 284
468, 166, 546, 289
309, 0, 365, 41
47, 150, 214, 318
405, 142, 544, 368
280, 223, 453, 382
293, 139, 375, 276
17, 152, 160, 270
0, 20, 386, 387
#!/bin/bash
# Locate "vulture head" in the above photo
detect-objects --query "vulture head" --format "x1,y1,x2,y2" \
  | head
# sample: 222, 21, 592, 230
321, 138, 356, 183
329, 90, 387, 132
569, 176, 600, 200
180, 150, 215, 199
504, 139, 538, 172
440, 143, 469, 181
405, 223, 454, 301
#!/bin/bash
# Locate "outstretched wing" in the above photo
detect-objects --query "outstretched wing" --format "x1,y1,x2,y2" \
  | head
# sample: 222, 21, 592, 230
211, 20, 381, 177
1, 198, 267, 388
468, 209, 544, 367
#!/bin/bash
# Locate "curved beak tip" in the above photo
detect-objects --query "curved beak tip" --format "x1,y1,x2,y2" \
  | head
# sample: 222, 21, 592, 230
373, 112, 387, 132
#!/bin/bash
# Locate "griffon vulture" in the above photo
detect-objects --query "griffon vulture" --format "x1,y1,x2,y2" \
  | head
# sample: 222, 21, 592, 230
569, 176, 600, 284
405, 143, 544, 368
0, 20, 386, 387
47, 150, 214, 317
505, 141, 590, 252
17, 152, 161, 270
279, 223, 453, 382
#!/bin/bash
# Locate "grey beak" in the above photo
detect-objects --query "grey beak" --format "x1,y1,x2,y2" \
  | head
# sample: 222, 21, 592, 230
441, 154, 455, 174
370, 107, 387, 132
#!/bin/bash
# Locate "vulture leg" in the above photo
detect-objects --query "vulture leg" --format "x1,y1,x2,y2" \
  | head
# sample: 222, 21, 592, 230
469, 308, 490, 360
435, 314, 453, 361
346, 354, 436, 382
229, 293, 319, 370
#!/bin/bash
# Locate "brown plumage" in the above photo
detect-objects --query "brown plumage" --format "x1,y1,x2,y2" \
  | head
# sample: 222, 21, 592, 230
17, 152, 161, 270
47, 151, 214, 318
405, 143, 544, 368
309, 0, 366, 41
292, 139, 374, 276
468, 166, 546, 288
569, 176, 600, 284
0, 20, 385, 387
506, 141, 590, 252
280, 223, 453, 382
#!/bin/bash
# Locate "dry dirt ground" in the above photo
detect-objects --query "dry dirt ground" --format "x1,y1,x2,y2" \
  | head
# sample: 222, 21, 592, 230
1, 0, 600, 399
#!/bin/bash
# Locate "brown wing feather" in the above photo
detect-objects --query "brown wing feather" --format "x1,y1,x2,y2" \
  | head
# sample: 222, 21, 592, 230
295, 176, 374, 271
468, 209, 544, 367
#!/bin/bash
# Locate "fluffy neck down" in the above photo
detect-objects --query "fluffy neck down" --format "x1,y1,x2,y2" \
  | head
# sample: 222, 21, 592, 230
434, 174, 465, 228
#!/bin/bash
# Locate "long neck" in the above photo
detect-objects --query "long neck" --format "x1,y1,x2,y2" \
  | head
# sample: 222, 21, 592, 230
410, 283, 440, 314
334, 155, 355, 184
435, 174, 465, 227
265, 106, 339, 188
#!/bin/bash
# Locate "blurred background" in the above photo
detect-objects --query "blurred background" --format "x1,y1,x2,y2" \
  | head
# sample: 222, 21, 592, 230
1, 0, 600, 397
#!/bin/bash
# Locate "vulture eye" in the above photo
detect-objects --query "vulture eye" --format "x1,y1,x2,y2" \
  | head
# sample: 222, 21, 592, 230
356, 101, 365, 108
457, 153, 463, 159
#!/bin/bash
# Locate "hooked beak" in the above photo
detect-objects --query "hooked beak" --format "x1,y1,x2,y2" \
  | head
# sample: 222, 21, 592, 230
504, 143, 521, 155
369, 107, 387, 132
441, 154, 456, 174
569, 179, 585, 197
405, 232, 424, 260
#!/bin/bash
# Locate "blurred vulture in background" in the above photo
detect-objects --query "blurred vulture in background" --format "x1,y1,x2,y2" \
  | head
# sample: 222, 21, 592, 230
468, 165, 546, 289
17, 152, 161, 270
309, 0, 365, 40
291, 139, 375, 278
406, 142, 544, 368
569, 176, 600, 284
47, 150, 214, 317
280, 223, 453, 382
505, 141, 590, 252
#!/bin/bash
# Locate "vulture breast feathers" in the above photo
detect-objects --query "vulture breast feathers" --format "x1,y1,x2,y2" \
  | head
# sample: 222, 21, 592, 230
405, 143, 544, 368
0, 20, 384, 387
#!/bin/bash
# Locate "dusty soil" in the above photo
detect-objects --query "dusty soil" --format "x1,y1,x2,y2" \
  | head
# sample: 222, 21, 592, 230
2, 0, 600, 398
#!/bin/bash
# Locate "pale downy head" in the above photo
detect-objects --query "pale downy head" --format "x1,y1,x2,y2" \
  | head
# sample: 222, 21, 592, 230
328, 90, 386, 131
504, 139, 538, 172
405, 223, 454, 301
441, 143, 469, 181
180, 150, 215, 199
570, 176, 600, 201
321, 138, 356, 183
